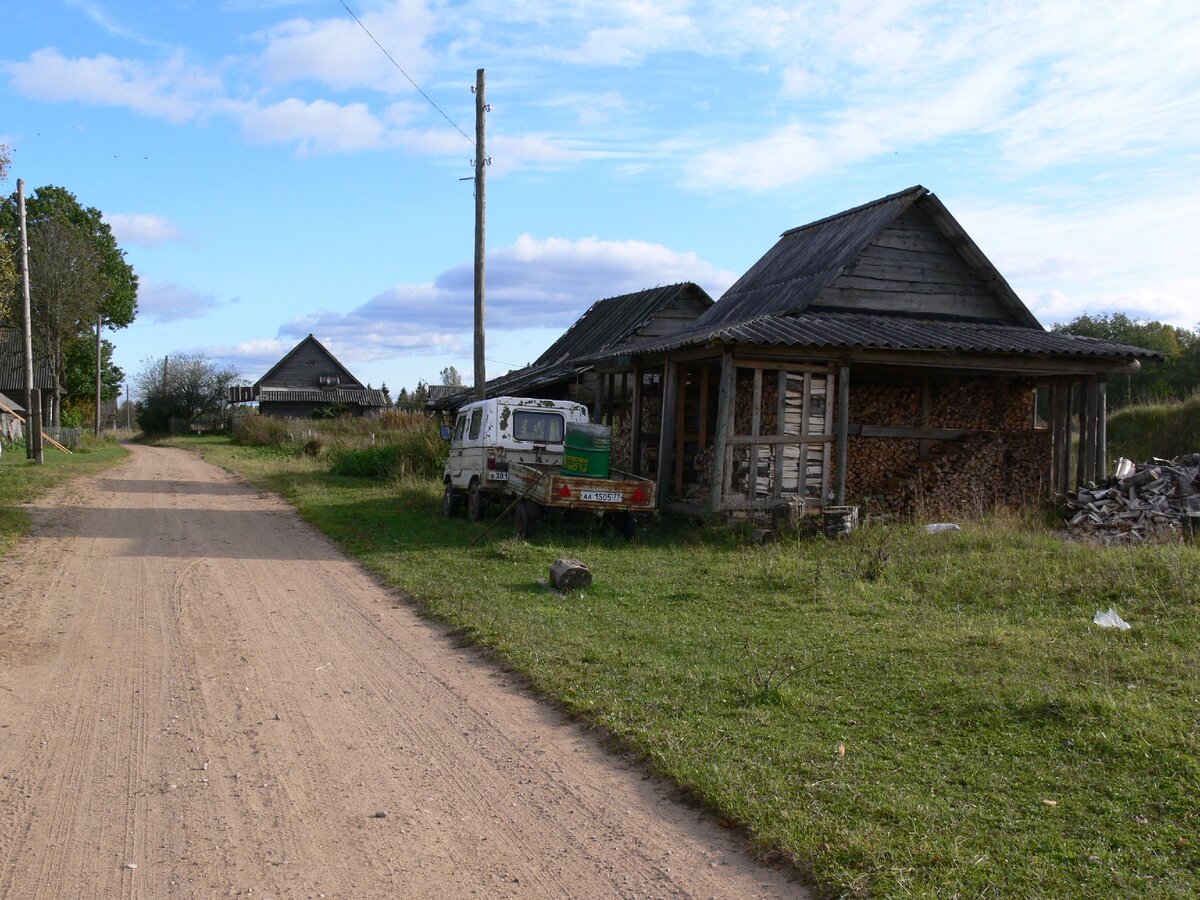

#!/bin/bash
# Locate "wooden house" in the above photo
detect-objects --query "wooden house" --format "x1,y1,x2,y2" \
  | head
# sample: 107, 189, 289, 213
248, 334, 387, 418
585, 186, 1159, 519
0, 327, 54, 426
430, 283, 713, 414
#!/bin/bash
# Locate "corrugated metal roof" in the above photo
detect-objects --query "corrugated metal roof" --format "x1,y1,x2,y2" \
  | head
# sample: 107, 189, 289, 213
258, 388, 387, 406
590, 311, 1161, 363
0, 328, 54, 392
431, 283, 713, 409
533, 283, 711, 367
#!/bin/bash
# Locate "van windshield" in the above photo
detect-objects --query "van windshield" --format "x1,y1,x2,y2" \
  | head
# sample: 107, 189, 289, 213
512, 410, 565, 443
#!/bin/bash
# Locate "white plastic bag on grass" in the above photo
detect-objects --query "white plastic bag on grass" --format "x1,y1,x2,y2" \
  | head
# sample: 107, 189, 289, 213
1093, 608, 1131, 630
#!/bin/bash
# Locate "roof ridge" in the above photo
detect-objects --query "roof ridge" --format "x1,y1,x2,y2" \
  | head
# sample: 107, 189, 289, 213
780, 185, 927, 238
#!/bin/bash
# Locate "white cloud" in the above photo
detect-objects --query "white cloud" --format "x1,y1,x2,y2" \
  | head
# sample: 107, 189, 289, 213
232, 97, 388, 153
4, 49, 219, 124
137, 280, 223, 323
104, 213, 183, 245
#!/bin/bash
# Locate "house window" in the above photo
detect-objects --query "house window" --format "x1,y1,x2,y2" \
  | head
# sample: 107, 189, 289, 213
318, 375, 340, 387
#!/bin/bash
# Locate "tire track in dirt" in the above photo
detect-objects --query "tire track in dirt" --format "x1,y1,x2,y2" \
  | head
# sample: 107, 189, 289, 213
0, 444, 806, 899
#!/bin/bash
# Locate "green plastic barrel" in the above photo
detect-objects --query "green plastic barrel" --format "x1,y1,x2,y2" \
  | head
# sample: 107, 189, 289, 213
561, 424, 612, 478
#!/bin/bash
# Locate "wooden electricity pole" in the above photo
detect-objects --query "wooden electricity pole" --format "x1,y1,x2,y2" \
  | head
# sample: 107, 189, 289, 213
473, 68, 487, 401
95, 314, 102, 435
17, 179, 35, 460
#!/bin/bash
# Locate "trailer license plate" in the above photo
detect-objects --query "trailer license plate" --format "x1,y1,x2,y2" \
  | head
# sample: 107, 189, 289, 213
581, 490, 623, 503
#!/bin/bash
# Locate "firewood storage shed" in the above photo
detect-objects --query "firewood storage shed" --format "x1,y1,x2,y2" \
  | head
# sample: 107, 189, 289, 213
585, 187, 1160, 520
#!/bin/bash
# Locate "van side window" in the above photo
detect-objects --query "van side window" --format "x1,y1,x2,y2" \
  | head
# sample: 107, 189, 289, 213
512, 410, 565, 443
452, 415, 467, 441
468, 409, 483, 440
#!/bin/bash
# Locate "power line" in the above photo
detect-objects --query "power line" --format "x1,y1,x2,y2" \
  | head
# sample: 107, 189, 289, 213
336, 0, 474, 146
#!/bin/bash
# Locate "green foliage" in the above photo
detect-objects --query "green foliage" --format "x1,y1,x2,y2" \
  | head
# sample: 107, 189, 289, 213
1107, 395, 1200, 462
1054, 313, 1200, 407
328, 427, 446, 481
184, 436, 1200, 898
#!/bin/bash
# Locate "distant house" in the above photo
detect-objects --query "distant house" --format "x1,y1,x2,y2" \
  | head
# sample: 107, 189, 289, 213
244, 334, 387, 418
430, 282, 714, 415
583, 186, 1159, 518
0, 328, 54, 425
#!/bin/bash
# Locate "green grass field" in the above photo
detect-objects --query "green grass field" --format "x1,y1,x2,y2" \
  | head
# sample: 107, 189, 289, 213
0, 438, 127, 558
173, 436, 1200, 896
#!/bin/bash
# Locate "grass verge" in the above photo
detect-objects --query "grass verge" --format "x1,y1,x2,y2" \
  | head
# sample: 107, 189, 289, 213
171, 434, 1200, 897
0, 438, 128, 558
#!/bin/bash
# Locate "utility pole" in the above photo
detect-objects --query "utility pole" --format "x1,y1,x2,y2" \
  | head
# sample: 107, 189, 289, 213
126, 383, 131, 430
473, 68, 487, 401
17, 179, 35, 460
95, 314, 102, 436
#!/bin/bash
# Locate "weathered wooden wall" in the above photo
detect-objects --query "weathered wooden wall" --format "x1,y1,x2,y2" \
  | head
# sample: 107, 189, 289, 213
261, 342, 363, 390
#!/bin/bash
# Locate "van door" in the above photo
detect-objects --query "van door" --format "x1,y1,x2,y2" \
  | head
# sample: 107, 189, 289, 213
448, 412, 469, 484
463, 405, 485, 485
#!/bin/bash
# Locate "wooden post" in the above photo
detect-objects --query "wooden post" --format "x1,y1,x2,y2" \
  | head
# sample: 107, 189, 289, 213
1061, 380, 1073, 493
748, 367, 763, 503
95, 314, 103, 436
29, 388, 44, 465
835, 365, 850, 506
1047, 381, 1060, 495
709, 351, 735, 514
630, 362, 643, 476
17, 180, 35, 459
1077, 377, 1094, 488
473, 68, 487, 401
672, 364, 687, 493
800, 372, 812, 499
656, 357, 679, 507
1097, 378, 1108, 479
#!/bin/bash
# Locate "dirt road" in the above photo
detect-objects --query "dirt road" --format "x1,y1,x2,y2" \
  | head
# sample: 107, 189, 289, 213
0, 445, 804, 899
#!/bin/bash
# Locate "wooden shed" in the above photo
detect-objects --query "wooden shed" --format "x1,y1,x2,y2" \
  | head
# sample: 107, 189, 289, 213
245, 334, 387, 418
586, 186, 1160, 519
0, 327, 54, 426
430, 283, 713, 414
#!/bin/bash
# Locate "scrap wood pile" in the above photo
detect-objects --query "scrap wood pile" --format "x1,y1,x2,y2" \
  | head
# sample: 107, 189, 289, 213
1066, 453, 1200, 543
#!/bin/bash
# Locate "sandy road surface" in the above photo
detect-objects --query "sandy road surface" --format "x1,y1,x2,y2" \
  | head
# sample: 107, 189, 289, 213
0, 444, 804, 899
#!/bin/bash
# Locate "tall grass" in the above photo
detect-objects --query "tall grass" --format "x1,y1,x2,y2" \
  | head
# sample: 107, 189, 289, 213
1107, 393, 1200, 462
231, 411, 447, 480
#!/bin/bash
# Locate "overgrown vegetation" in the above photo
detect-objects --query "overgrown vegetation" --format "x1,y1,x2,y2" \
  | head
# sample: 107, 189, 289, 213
1107, 394, 1200, 463
174, 434, 1200, 898
231, 410, 446, 480
0, 437, 126, 557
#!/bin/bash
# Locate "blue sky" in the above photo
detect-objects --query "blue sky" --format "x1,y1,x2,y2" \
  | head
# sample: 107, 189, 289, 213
3, 0, 1198, 396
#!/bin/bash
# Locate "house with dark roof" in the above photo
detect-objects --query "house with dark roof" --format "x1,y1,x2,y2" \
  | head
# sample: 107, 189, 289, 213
430, 283, 713, 415
0, 327, 54, 424
244, 334, 387, 418
584, 186, 1158, 519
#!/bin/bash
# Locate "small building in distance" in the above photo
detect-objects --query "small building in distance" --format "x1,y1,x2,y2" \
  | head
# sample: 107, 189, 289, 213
240, 334, 387, 418
0, 327, 54, 426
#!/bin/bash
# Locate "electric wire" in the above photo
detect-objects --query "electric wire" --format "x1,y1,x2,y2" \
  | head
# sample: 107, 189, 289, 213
336, 0, 474, 146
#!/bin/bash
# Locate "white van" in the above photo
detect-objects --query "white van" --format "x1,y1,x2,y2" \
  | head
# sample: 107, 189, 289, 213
442, 396, 590, 520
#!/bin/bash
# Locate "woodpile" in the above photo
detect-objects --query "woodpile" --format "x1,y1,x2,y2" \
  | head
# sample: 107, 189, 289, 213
1066, 454, 1200, 544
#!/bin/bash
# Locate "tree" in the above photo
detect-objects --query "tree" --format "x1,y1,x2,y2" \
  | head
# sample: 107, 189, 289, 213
0, 184, 138, 425
60, 336, 124, 427
440, 365, 462, 386
0, 145, 14, 317
1053, 313, 1200, 407
133, 353, 239, 436
380, 382, 393, 407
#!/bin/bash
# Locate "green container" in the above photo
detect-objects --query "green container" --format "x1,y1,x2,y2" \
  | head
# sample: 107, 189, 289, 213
561, 424, 612, 478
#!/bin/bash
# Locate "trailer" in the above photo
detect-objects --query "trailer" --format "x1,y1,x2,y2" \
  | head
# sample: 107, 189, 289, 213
505, 461, 657, 539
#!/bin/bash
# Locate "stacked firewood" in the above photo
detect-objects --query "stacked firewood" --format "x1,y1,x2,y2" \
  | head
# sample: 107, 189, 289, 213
733, 373, 780, 435
1066, 454, 1200, 544
865, 433, 1049, 519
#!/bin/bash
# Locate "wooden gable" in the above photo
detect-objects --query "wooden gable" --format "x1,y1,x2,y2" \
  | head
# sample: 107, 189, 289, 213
255, 335, 365, 391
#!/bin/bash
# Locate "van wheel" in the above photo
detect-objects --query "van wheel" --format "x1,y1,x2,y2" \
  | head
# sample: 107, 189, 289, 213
443, 482, 460, 517
515, 501, 538, 539
467, 480, 486, 522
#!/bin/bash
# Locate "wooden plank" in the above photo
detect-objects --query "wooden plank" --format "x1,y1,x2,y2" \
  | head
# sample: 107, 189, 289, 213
656, 358, 679, 506
835, 366, 849, 505
1097, 378, 1108, 480
727, 433, 834, 446
852, 424, 969, 440
800, 372, 812, 496
673, 365, 688, 492
832, 273, 995, 296
815, 287, 1008, 318
749, 368, 762, 500
630, 362, 643, 476
842, 261, 986, 286
821, 374, 833, 505
709, 351, 734, 512
730, 358, 834, 373
773, 370, 787, 499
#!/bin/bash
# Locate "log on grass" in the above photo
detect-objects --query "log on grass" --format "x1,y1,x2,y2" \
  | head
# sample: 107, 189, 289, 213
550, 558, 592, 592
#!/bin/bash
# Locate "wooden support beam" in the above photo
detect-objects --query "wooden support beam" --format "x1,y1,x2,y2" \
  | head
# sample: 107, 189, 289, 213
1077, 377, 1094, 487
630, 363, 643, 476
835, 366, 850, 505
709, 351, 734, 513
673, 365, 687, 493
773, 369, 787, 499
1097, 378, 1108, 479
656, 357, 679, 508
748, 367, 763, 502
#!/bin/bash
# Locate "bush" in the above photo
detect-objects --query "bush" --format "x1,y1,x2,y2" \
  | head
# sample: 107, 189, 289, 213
232, 416, 294, 447
328, 420, 446, 481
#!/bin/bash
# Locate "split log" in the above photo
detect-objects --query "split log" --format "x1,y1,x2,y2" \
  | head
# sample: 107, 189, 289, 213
550, 558, 592, 592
